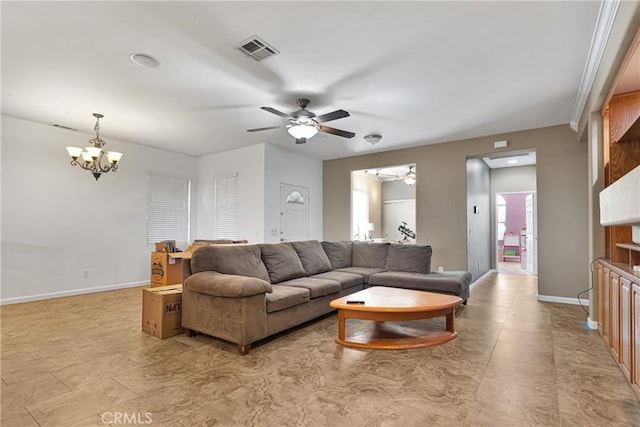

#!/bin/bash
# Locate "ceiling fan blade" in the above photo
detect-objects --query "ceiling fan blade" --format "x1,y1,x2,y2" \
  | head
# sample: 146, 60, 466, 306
247, 126, 282, 132
260, 106, 290, 118
319, 126, 355, 139
314, 109, 350, 123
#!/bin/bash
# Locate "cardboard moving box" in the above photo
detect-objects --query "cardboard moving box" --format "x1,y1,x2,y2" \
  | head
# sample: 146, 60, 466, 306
150, 252, 185, 286
142, 285, 183, 339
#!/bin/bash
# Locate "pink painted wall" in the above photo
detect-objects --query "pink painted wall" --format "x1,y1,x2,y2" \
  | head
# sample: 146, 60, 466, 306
503, 193, 529, 235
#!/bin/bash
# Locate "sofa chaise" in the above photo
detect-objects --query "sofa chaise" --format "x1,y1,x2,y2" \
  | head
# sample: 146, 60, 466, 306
181, 240, 471, 354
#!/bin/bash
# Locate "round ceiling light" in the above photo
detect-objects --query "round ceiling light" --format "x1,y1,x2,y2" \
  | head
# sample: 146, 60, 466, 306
364, 133, 382, 145
129, 53, 159, 68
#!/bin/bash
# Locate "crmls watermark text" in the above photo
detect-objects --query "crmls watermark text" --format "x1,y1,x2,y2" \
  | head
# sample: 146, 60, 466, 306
101, 412, 152, 425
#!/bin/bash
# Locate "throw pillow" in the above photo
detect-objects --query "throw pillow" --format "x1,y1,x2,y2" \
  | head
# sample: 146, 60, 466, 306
321, 241, 353, 269
260, 243, 306, 284
352, 241, 390, 268
385, 243, 432, 273
291, 240, 332, 276
190, 245, 271, 282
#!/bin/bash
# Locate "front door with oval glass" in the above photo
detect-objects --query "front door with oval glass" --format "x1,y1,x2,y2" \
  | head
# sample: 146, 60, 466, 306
279, 183, 310, 242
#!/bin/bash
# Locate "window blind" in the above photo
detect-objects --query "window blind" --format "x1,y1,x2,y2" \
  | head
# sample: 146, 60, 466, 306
147, 174, 191, 245
215, 175, 238, 239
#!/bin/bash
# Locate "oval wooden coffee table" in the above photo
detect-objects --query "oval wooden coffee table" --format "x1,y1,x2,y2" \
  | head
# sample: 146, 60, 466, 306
329, 286, 462, 350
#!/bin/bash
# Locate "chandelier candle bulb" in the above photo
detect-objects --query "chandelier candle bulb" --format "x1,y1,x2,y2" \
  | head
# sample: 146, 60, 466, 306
107, 151, 123, 163
65, 146, 83, 158
85, 146, 102, 159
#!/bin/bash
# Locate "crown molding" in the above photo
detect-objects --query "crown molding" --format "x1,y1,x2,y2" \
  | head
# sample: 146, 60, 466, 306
570, 0, 620, 131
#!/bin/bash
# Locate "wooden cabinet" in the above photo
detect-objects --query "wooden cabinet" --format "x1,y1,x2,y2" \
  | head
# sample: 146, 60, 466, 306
599, 264, 611, 346
620, 276, 632, 380
633, 282, 640, 397
610, 271, 621, 361
597, 259, 640, 399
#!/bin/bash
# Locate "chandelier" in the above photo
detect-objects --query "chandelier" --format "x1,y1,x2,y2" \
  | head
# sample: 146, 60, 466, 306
65, 113, 123, 181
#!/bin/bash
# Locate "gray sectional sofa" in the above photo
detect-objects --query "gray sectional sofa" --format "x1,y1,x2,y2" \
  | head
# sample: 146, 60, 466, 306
181, 240, 471, 354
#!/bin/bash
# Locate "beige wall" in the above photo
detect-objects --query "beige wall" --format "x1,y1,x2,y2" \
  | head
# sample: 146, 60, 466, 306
324, 124, 588, 299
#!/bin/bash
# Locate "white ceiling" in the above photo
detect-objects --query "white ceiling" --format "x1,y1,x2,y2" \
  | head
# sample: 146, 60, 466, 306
1, 1, 601, 160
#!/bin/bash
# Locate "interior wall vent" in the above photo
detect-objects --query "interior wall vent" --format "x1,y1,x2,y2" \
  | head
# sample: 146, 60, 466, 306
237, 35, 279, 61
52, 124, 77, 131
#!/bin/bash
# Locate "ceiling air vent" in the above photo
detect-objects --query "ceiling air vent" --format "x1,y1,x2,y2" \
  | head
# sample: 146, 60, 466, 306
52, 124, 77, 131
237, 35, 279, 61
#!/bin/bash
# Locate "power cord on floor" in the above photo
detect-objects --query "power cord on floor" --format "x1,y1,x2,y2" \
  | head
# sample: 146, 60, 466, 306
577, 257, 607, 330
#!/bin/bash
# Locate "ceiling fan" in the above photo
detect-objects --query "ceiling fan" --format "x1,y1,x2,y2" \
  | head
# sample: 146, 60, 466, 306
247, 98, 355, 144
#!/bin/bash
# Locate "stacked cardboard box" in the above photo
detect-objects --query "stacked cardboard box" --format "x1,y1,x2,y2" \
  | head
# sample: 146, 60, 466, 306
141, 285, 183, 339
150, 240, 191, 287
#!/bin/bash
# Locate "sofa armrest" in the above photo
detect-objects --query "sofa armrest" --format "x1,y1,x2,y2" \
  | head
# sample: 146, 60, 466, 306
185, 271, 272, 298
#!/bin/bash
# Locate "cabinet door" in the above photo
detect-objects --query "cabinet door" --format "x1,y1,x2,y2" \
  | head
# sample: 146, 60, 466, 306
620, 276, 631, 380
610, 271, 620, 361
602, 267, 611, 345
632, 282, 640, 393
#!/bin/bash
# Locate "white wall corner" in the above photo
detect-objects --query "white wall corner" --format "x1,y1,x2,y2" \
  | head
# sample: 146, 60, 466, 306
569, 0, 620, 131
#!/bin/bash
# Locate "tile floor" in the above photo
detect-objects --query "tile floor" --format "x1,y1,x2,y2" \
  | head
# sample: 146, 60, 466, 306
2, 272, 640, 426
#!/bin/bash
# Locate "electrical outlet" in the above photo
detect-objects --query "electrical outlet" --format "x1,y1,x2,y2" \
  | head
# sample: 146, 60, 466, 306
438, 266, 444, 272
83, 270, 89, 279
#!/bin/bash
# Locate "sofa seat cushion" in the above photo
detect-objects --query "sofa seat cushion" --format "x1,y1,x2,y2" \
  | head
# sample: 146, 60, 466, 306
352, 241, 390, 269
336, 267, 385, 282
321, 241, 352, 269
311, 271, 364, 290
185, 271, 272, 298
368, 271, 471, 301
292, 240, 332, 276
385, 244, 432, 273
266, 285, 310, 314
191, 245, 270, 282
260, 243, 306, 284
276, 277, 341, 299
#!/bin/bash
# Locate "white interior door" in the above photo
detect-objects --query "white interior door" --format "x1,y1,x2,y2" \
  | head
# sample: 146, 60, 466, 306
525, 193, 538, 275
383, 200, 416, 241
279, 183, 310, 242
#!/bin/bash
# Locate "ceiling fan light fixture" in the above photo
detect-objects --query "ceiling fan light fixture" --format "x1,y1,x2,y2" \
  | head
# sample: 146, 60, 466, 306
404, 166, 416, 186
287, 124, 319, 139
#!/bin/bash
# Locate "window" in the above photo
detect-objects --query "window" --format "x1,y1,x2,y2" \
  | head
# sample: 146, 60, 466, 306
351, 190, 369, 240
215, 175, 238, 239
496, 194, 506, 241
147, 174, 191, 245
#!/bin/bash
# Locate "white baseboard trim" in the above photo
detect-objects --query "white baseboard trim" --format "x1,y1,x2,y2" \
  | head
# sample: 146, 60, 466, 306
587, 316, 599, 331
470, 269, 495, 290
537, 294, 589, 306
1, 281, 149, 305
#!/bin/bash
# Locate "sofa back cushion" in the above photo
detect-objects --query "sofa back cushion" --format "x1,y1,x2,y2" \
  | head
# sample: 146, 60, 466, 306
260, 243, 306, 284
352, 241, 390, 269
385, 243, 432, 273
321, 241, 353, 269
190, 245, 270, 282
291, 240, 332, 276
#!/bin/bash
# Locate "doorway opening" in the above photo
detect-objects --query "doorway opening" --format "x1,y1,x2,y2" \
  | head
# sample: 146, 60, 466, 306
350, 165, 416, 242
466, 150, 538, 281
496, 192, 537, 275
